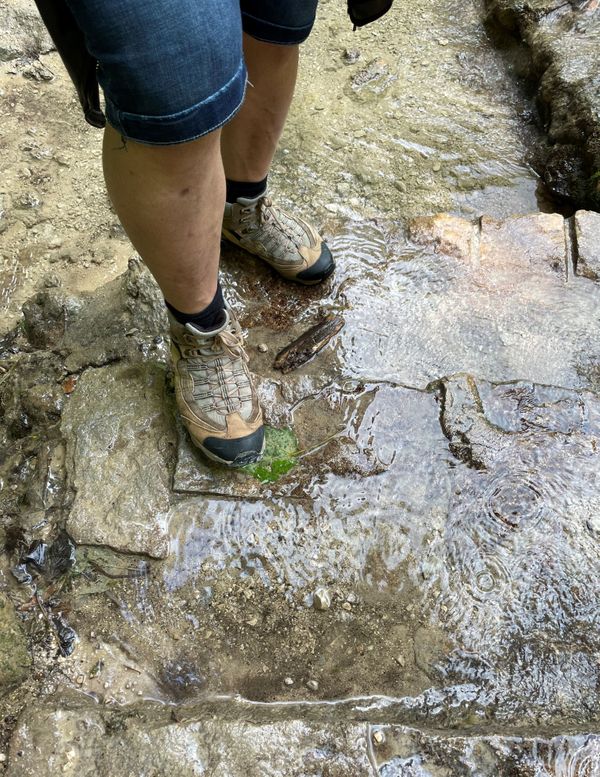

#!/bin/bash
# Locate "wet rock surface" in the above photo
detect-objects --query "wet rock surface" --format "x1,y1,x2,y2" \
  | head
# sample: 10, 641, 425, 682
62, 362, 175, 558
3, 211, 600, 772
485, 0, 600, 209
575, 208, 600, 279
0, 593, 30, 695
2, 0, 600, 773
5, 695, 600, 776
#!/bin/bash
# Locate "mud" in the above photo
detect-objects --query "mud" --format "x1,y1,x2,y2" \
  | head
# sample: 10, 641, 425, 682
2, 0, 600, 773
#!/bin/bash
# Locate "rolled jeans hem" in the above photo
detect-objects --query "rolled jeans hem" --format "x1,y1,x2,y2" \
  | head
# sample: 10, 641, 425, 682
104, 60, 248, 146
241, 11, 315, 44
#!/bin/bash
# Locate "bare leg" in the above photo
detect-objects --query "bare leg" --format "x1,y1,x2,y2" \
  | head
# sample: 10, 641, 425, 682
221, 35, 299, 182
102, 124, 224, 314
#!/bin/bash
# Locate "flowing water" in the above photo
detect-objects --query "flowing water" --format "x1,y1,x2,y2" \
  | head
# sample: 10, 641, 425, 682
1, 0, 600, 773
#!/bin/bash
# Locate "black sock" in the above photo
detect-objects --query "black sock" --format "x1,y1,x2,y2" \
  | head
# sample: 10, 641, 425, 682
165, 283, 225, 332
226, 175, 268, 204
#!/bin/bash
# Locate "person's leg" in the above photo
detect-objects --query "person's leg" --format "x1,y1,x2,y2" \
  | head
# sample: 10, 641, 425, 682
221, 34, 299, 183
61, 0, 264, 465
220, 0, 335, 284
103, 124, 223, 315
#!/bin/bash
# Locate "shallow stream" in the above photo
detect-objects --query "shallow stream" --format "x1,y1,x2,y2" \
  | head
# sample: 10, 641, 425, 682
1, 0, 600, 773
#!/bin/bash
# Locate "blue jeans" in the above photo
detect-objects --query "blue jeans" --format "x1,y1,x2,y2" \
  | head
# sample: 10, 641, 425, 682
65, 0, 319, 145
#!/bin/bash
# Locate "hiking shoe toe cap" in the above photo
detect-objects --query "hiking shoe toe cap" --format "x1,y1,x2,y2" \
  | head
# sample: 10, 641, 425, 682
200, 426, 265, 467
296, 243, 336, 285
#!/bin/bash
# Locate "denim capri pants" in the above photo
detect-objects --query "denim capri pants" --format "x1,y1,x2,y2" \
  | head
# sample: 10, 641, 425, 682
64, 0, 319, 145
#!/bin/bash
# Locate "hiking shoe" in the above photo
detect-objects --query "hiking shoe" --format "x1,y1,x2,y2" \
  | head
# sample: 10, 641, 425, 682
222, 194, 335, 284
168, 309, 264, 467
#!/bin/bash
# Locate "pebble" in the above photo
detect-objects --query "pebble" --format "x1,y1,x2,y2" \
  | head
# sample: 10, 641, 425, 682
0, 754, 6, 763
257, 343, 268, 353
306, 679, 319, 691
18, 192, 41, 209
313, 587, 331, 611
342, 48, 361, 64
432, 162, 442, 172
284, 676, 294, 686
372, 730, 385, 745
394, 655, 405, 667
341, 602, 352, 611
43, 275, 61, 288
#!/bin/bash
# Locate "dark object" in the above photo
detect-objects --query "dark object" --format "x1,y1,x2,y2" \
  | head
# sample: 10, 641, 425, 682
4, 525, 27, 555
33, 0, 105, 128
53, 615, 78, 656
45, 532, 77, 578
22, 540, 47, 572
273, 314, 344, 373
202, 427, 265, 467
296, 244, 336, 284
347, 0, 394, 28
16, 531, 76, 583
11, 564, 33, 585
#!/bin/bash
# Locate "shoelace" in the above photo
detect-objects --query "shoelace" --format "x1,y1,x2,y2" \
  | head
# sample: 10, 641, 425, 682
239, 197, 303, 251
182, 323, 251, 414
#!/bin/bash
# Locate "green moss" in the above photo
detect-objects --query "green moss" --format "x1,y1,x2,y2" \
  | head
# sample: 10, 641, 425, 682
243, 426, 298, 483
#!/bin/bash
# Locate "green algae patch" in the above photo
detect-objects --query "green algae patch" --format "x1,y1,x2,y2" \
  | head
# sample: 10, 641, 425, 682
243, 426, 298, 483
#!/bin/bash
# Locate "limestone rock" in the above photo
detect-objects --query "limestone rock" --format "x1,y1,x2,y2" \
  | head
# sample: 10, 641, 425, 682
125, 255, 168, 338
0, 0, 54, 62
408, 213, 475, 260
61, 363, 175, 558
485, 0, 600, 208
0, 592, 30, 695
6, 693, 600, 776
575, 209, 600, 281
6, 696, 373, 776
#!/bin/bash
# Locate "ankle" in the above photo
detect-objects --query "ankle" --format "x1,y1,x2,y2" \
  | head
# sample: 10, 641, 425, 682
165, 283, 225, 331
225, 175, 268, 203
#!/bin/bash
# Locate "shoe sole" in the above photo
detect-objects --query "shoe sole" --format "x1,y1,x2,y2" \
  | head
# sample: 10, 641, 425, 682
222, 230, 334, 286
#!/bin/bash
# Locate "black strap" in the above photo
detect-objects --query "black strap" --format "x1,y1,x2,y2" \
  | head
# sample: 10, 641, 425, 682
347, 0, 394, 28
33, 0, 106, 128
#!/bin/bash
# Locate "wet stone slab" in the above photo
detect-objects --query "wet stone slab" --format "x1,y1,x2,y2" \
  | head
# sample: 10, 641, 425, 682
337, 212, 600, 389
50, 378, 600, 727
61, 362, 175, 559
173, 381, 443, 499
575, 209, 600, 281
6, 693, 600, 776
424, 374, 600, 724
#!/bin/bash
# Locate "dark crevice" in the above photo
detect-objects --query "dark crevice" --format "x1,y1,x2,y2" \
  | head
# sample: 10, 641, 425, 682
565, 214, 579, 278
